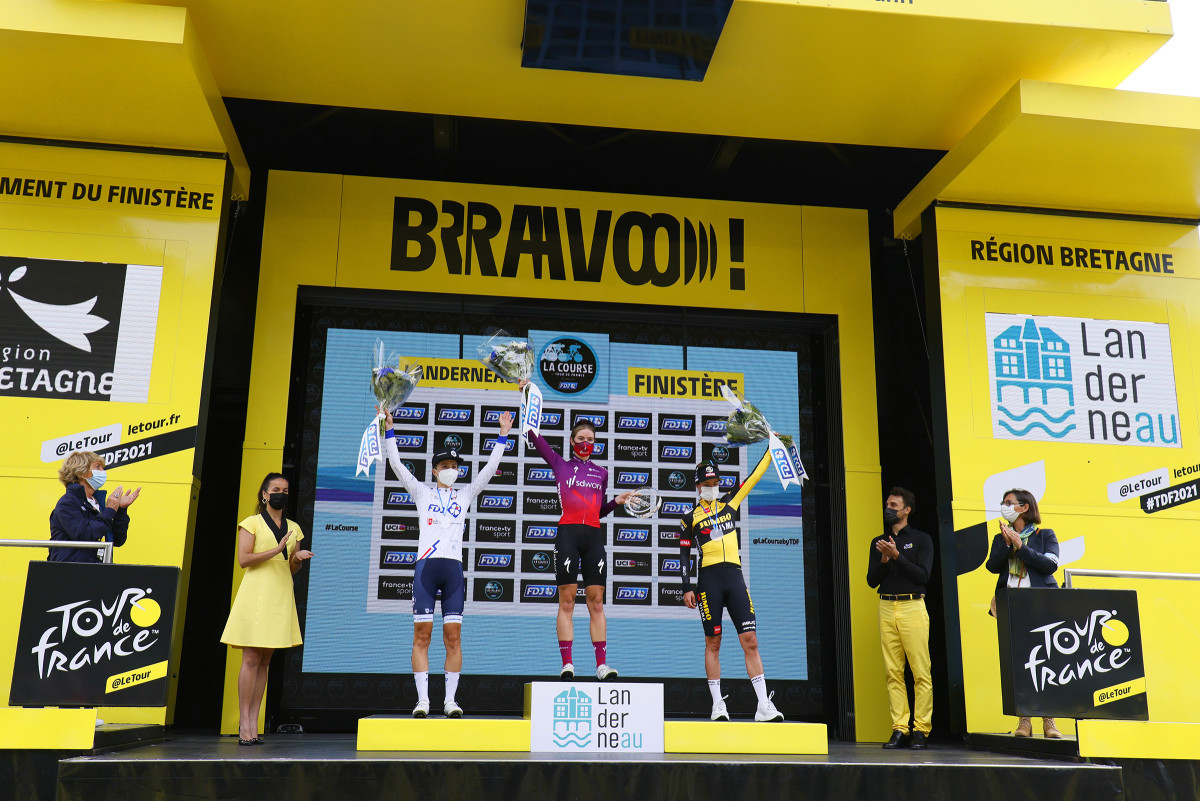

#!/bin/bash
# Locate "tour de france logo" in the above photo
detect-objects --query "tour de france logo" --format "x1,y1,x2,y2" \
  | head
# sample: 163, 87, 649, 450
552, 686, 593, 748
986, 313, 1180, 448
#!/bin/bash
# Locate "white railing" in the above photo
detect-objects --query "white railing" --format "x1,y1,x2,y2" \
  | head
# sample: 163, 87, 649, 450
0, 539, 114, 563
1062, 568, 1200, 588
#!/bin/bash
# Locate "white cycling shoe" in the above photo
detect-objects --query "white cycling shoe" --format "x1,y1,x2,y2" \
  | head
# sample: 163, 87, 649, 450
754, 691, 784, 722
710, 698, 730, 722
560, 663, 575, 680
596, 664, 619, 681
412, 700, 430, 718
444, 701, 463, 718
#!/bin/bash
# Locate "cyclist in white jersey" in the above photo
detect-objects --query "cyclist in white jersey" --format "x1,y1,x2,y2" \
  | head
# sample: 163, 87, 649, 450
382, 407, 512, 718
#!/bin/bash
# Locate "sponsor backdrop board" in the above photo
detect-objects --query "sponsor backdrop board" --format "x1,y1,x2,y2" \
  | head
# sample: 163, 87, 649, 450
931, 205, 1200, 736
528, 682, 665, 753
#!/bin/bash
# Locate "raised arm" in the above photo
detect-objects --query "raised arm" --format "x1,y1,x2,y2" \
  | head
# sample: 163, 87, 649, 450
723, 449, 773, 511
461, 412, 513, 504
526, 429, 565, 472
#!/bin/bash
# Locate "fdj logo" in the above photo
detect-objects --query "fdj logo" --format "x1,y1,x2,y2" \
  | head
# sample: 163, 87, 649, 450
439, 408, 471, 422
478, 553, 512, 567
661, 501, 692, 515
617, 471, 650, 485
704, 419, 726, 435
615, 587, 649, 601
526, 526, 557, 540
484, 437, 517, 452
483, 409, 507, 424
541, 411, 562, 426
527, 467, 556, 482
531, 552, 551, 571
387, 492, 414, 505
660, 418, 693, 432
668, 471, 687, 489
480, 495, 513, 508
575, 413, 606, 428
456, 465, 469, 478
591, 442, 606, 455
390, 198, 748, 292
661, 445, 694, 459
718, 475, 736, 489
617, 415, 649, 430
615, 528, 650, 543
524, 583, 556, 598
396, 435, 425, 448
444, 434, 464, 451
384, 551, 416, 565
988, 313, 1181, 448
540, 338, 598, 394
770, 447, 796, 480
395, 406, 425, 421
661, 559, 682, 573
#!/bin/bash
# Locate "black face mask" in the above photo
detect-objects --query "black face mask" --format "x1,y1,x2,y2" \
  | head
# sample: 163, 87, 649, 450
883, 507, 901, 525
267, 492, 289, 510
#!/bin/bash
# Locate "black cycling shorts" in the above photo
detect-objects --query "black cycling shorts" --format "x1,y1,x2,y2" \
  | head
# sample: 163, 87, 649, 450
554, 523, 607, 587
696, 566, 756, 637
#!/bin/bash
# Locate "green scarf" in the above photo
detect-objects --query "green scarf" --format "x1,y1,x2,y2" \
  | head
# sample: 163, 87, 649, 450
1008, 525, 1037, 578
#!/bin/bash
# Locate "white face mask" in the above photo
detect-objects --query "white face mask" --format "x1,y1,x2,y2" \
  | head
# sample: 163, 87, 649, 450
700, 486, 720, 502
436, 468, 459, 488
1000, 504, 1020, 523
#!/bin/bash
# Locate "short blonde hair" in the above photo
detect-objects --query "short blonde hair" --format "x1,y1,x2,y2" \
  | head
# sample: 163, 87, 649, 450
59, 451, 104, 487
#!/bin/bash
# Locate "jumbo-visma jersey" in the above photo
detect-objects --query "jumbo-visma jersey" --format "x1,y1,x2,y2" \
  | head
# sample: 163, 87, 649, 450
678, 451, 772, 581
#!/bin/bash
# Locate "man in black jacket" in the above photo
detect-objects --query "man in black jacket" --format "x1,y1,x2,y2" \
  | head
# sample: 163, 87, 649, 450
866, 487, 933, 749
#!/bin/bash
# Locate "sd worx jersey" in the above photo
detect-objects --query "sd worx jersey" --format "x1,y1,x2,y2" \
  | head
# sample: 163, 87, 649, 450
383, 430, 508, 562
678, 450, 772, 588
526, 431, 617, 526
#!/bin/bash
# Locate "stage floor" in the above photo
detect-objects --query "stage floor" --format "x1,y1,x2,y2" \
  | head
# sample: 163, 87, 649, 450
54, 733, 1120, 801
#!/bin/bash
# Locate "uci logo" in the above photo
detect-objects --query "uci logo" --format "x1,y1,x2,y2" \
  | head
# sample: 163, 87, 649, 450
661, 445, 693, 459
617, 415, 650, 430
668, 471, 687, 489
524, 584, 556, 598
526, 526, 557, 539
478, 553, 512, 567
480, 495, 513, 508
439, 408, 471, 422
615, 587, 649, 601
615, 528, 649, 542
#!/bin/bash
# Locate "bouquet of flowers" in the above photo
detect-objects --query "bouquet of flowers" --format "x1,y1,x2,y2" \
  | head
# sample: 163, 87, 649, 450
476, 329, 536, 384
719, 385, 804, 487
624, 487, 663, 519
370, 340, 423, 416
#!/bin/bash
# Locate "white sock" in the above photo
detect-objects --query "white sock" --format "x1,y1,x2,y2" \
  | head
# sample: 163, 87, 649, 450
415, 671, 429, 703
750, 673, 768, 703
445, 671, 460, 703
708, 679, 723, 705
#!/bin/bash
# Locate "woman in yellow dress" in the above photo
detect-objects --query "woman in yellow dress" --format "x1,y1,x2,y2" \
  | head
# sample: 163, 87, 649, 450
221, 473, 313, 744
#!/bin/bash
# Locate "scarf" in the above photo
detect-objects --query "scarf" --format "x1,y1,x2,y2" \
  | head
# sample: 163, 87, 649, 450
1007, 525, 1037, 578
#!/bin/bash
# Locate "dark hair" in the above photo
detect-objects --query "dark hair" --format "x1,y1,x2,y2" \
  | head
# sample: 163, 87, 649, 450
1003, 488, 1041, 526
888, 486, 916, 514
570, 421, 596, 440
256, 472, 287, 515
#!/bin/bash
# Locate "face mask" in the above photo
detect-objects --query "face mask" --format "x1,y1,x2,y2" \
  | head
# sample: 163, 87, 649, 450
436, 468, 459, 488
700, 486, 720, 502
572, 440, 594, 458
1000, 504, 1019, 523
267, 492, 288, 510
883, 507, 900, 524
85, 470, 107, 491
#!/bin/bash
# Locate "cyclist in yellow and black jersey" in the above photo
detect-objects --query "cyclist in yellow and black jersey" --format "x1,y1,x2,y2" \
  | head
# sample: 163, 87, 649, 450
680, 452, 783, 723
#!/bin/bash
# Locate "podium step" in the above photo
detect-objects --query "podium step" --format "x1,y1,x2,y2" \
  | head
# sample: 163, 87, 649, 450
357, 715, 531, 751
665, 720, 828, 754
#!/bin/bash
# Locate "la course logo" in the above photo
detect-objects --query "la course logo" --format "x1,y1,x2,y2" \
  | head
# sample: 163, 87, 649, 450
539, 337, 597, 394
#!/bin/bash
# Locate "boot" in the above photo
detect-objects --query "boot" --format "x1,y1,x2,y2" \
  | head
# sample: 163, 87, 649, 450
1014, 717, 1032, 737
1042, 718, 1062, 739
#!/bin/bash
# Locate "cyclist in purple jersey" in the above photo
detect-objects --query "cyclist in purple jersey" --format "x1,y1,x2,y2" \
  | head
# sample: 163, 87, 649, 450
521, 386, 632, 681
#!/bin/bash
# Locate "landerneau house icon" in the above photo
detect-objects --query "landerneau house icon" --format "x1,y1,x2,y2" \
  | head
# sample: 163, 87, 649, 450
993, 318, 1076, 439
552, 687, 592, 748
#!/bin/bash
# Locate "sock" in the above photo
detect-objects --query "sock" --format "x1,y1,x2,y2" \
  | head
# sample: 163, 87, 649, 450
415, 671, 429, 703
750, 673, 768, 703
445, 671, 460, 703
559, 640, 573, 666
708, 679, 723, 705
593, 640, 607, 667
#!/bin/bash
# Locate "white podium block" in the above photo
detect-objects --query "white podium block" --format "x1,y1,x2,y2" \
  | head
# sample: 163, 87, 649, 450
525, 682, 664, 753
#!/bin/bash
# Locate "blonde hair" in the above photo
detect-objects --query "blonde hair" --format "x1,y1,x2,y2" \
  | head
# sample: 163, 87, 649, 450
59, 451, 104, 487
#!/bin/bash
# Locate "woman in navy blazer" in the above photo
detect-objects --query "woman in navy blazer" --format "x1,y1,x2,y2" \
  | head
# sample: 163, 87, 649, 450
49, 451, 140, 563
985, 487, 1062, 739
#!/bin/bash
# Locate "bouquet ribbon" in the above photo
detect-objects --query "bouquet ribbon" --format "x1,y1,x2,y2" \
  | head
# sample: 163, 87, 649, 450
521, 382, 544, 437
356, 413, 384, 476
767, 431, 806, 489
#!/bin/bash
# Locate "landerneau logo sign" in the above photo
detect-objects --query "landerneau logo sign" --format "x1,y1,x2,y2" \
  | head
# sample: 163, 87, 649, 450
987, 313, 1180, 448
390, 197, 749, 292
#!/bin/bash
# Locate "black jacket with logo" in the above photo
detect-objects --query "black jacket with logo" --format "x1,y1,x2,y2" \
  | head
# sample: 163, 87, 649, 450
866, 524, 934, 596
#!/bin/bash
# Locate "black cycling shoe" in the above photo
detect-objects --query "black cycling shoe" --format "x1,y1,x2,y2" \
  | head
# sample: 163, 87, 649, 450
882, 730, 910, 749
909, 731, 928, 750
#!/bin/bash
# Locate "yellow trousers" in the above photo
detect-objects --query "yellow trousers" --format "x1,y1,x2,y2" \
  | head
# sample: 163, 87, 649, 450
878, 598, 932, 735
